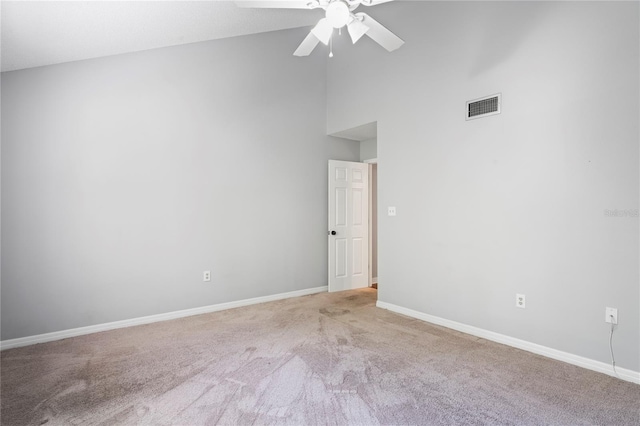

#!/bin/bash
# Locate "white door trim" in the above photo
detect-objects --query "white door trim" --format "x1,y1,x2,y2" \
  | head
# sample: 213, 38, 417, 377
368, 163, 373, 286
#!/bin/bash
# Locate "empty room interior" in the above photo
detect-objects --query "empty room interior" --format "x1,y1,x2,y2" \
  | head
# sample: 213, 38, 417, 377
1, 1, 639, 425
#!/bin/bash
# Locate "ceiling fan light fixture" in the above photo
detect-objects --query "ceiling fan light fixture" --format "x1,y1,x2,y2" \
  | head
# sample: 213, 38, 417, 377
347, 18, 369, 44
326, 1, 350, 28
311, 18, 333, 45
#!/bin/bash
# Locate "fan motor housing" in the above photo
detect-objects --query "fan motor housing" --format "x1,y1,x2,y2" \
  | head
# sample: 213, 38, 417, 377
326, 1, 350, 28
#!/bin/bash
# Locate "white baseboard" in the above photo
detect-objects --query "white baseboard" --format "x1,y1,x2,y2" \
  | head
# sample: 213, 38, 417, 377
371, 277, 378, 284
0, 286, 328, 351
376, 300, 640, 385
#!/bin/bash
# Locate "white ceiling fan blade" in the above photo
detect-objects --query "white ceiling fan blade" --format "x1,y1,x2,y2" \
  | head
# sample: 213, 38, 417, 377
359, 0, 395, 6
310, 18, 333, 45
235, 1, 319, 9
347, 17, 369, 44
355, 12, 404, 52
294, 32, 321, 56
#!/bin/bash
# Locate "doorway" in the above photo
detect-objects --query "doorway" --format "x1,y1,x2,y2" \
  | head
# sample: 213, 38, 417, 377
328, 122, 378, 293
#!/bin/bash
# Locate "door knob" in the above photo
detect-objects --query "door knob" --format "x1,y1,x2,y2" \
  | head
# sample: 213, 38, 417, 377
330, 230, 337, 235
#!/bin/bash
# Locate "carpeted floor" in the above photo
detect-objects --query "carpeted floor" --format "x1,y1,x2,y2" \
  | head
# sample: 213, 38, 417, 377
1, 288, 639, 425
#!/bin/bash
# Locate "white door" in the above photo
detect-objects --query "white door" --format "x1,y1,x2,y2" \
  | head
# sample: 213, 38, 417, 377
328, 160, 369, 292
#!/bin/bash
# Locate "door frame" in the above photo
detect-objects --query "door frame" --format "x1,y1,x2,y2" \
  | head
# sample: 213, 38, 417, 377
363, 158, 378, 287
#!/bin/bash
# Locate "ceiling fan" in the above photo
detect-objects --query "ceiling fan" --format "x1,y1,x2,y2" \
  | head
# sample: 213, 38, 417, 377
236, 0, 404, 57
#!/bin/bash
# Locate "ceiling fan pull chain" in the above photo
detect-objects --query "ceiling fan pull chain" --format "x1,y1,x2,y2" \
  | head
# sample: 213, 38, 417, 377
329, 35, 334, 57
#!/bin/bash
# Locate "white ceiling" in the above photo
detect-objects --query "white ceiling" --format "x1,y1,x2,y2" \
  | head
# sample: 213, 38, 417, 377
0, 1, 324, 72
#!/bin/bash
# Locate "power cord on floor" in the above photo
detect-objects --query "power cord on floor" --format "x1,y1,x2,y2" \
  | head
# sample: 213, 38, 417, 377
609, 315, 619, 378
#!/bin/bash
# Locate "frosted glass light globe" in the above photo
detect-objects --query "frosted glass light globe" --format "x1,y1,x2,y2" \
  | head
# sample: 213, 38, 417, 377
326, 1, 350, 29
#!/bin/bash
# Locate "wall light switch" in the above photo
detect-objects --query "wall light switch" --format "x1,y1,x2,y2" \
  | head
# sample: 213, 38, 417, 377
388, 206, 396, 216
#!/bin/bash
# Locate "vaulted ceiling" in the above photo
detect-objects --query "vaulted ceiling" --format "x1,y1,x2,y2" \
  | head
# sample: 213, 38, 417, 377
0, 1, 322, 72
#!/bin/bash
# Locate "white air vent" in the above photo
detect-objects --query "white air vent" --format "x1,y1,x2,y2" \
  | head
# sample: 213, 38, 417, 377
466, 93, 501, 120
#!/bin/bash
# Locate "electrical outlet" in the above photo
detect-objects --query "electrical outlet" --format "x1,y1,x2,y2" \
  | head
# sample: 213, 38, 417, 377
203, 271, 211, 282
605, 307, 618, 324
388, 206, 396, 216
516, 294, 526, 309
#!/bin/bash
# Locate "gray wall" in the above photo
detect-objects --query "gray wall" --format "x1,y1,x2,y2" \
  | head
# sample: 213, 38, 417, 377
360, 138, 377, 162
1, 28, 358, 340
327, 1, 639, 370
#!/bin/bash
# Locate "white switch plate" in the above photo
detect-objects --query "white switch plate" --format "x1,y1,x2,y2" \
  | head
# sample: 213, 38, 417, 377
388, 206, 396, 216
203, 271, 211, 282
605, 307, 618, 324
516, 294, 526, 308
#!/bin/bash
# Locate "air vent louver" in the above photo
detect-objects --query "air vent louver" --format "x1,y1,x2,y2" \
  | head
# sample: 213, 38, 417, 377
466, 94, 501, 120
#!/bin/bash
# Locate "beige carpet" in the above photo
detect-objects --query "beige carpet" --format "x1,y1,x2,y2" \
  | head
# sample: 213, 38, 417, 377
1, 288, 639, 425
